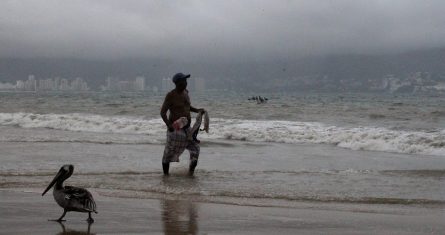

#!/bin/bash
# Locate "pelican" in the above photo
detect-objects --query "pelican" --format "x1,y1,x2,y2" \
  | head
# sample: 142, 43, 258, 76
42, 164, 97, 223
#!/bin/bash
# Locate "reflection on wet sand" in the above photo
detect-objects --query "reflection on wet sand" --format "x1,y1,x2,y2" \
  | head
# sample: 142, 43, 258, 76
55, 221, 95, 235
161, 199, 198, 235
160, 174, 199, 234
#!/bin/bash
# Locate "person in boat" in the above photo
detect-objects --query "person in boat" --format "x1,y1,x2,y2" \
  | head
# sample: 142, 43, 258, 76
160, 73, 205, 176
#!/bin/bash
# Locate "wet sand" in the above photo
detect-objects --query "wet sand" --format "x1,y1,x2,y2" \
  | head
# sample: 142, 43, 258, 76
1, 189, 444, 235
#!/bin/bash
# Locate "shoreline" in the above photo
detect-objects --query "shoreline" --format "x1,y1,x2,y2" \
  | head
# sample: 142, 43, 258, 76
2, 189, 444, 234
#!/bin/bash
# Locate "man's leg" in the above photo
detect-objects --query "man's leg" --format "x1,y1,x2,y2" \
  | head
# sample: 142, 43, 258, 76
189, 160, 198, 176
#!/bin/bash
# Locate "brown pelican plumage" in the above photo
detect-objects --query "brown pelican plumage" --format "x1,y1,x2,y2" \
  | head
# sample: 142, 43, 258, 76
42, 164, 97, 223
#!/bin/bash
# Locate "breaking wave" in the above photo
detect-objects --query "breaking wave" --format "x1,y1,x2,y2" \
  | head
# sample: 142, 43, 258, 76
0, 112, 444, 156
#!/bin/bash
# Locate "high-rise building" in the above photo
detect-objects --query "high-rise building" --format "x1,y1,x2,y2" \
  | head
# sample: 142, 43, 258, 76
54, 77, 60, 90
107, 77, 120, 91
16, 80, 25, 90
59, 78, 70, 91
38, 78, 55, 91
161, 78, 173, 91
135, 76, 145, 91
186, 77, 205, 92
71, 77, 88, 91
25, 75, 36, 91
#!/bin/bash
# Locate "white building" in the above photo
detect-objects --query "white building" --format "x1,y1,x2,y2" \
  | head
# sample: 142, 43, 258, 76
24, 75, 37, 91
135, 76, 145, 91
71, 77, 88, 91
54, 77, 60, 90
59, 78, 70, 91
161, 78, 173, 91
38, 78, 55, 91
107, 77, 120, 91
16, 80, 25, 90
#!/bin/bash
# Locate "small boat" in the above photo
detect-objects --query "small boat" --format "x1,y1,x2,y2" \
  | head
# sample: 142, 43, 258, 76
42, 164, 97, 223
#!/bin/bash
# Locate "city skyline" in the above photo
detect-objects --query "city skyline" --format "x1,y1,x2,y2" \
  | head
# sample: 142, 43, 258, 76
0, 75, 206, 93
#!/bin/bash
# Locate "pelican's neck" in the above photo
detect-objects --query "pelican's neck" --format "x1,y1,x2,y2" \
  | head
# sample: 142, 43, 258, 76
54, 178, 65, 190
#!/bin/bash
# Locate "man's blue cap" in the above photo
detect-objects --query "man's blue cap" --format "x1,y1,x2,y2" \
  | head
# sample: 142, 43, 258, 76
172, 73, 190, 83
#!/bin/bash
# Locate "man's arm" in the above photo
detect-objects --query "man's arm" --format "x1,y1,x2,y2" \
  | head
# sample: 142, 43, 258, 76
160, 94, 174, 131
190, 106, 199, 113
190, 106, 204, 113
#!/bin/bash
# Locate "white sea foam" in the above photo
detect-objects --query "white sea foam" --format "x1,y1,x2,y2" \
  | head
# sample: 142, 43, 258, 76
0, 112, 165, 134
0, 112, 444, 156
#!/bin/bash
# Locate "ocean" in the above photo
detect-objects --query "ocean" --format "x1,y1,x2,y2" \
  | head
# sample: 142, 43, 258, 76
0, 91, 444, 208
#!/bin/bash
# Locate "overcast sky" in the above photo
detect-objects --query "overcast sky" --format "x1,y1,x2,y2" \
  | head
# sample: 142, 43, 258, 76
1, 0, 445, 61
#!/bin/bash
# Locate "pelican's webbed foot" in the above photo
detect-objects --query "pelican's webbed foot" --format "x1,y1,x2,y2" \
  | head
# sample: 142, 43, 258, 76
50, 209, 67, 222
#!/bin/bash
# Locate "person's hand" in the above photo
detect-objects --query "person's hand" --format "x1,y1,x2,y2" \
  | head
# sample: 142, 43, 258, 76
197, 108, 205, 114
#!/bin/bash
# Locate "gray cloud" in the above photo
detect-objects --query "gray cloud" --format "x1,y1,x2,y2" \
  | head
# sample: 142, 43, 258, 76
1, 0, 445, 60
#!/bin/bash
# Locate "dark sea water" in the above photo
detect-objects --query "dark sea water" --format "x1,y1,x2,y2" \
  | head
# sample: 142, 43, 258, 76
0, 91, 444, 207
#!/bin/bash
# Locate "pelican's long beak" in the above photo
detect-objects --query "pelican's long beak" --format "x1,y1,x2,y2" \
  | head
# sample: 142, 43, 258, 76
42, 168, 64, 196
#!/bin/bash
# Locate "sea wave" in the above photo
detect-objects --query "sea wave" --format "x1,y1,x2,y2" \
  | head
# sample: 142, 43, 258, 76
0, 112, 444, 156
0, 112, 164, 134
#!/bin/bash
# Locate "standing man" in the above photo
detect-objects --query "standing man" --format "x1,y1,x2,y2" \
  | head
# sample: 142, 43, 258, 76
160, 73, 204, 176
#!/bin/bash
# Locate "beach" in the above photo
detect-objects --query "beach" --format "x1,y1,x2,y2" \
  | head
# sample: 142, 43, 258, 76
1, 138, 445, 234
0, 92, 444, 234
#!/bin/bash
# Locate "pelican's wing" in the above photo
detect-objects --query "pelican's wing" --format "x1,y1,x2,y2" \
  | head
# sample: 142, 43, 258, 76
63, 186, 97, 213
